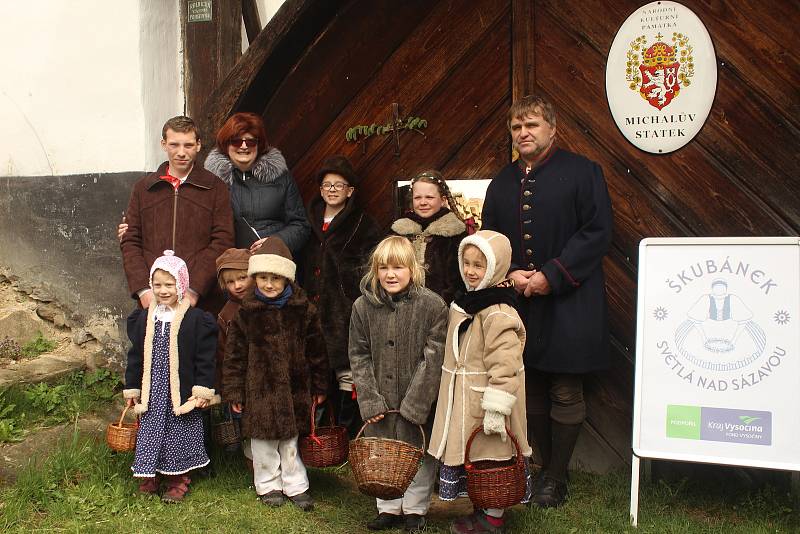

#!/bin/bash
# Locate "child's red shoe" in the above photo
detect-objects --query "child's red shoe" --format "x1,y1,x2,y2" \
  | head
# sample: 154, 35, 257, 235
137, 476, 160, 495
161, 475, 191, 503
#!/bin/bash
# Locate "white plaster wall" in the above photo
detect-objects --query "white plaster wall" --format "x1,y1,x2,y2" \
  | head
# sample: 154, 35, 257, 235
140, 0, 184, 171
0, 0, 183, 177
242, 0, 287, 51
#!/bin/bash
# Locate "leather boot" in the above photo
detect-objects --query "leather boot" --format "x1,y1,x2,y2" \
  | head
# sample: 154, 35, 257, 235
532, 422, 581, 508
527, 413, 552, 469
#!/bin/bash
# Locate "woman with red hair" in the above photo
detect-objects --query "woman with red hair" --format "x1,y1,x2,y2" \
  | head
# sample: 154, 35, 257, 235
204, 112, 310, 254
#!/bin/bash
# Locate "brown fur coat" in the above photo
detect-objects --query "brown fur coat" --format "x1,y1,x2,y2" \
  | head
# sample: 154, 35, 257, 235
222, 284, 329, 440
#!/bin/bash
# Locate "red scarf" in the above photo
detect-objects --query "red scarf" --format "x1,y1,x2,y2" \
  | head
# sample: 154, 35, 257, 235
160, 166, 183, 190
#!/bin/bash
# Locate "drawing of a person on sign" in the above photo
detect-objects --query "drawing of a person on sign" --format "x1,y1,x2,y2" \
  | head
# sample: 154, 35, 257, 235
675, 279, 766, 371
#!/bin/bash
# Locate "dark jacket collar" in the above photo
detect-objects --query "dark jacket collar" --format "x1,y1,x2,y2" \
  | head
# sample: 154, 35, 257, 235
517, 145, 559, 176
307, 193, 361, 242
144, 161, 215, 191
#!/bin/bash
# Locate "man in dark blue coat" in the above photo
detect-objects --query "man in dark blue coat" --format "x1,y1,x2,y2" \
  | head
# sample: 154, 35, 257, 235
482, 95, 613, 507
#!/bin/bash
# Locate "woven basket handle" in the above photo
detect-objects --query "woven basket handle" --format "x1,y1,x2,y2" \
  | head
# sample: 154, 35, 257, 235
353, 409, 426, 452
117, 404, 138, 428
309, 398, 336, 437
464, 425, 523, 468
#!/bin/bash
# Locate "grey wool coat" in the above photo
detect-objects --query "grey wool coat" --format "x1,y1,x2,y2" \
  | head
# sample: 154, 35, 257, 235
348, 283, 447, 448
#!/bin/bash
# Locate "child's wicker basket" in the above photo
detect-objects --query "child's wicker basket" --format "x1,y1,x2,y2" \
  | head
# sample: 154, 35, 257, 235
106, 405, 138, 452
212, 405, 241, 447
464, 425, 527, 509
348, 410, 425, 500
299, 400, 349, 467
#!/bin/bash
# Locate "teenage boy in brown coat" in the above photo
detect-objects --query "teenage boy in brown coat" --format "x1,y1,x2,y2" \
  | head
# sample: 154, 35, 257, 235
120, 116, 234, 311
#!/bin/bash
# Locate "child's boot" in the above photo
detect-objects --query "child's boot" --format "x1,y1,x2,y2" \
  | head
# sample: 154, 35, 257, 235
161, 474, 191, 503
450, 510, 504, 533
288, 490, 314, 511
137, 475, 160, 495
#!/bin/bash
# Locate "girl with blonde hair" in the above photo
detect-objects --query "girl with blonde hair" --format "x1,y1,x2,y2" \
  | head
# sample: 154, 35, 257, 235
348, 236, 448, 532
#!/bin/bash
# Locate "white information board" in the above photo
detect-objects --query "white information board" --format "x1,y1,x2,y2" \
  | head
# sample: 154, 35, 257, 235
630, 237, 800, 525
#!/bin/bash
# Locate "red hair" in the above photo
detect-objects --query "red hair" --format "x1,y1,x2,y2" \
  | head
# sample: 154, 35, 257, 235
215, 112, 269, 155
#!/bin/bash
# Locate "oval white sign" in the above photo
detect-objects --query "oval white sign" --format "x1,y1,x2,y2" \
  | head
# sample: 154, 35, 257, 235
605, 1, 717, 154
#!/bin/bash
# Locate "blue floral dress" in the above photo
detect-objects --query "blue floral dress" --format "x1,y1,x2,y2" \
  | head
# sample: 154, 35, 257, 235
132, 320, 209, 477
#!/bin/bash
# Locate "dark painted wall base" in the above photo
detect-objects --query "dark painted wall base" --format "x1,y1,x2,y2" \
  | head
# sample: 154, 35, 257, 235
0, 172, 143, 341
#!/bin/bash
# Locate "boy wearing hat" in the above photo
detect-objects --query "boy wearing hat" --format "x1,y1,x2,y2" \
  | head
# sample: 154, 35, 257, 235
214, 248, 253, 392
222, 237, 329, 511
302, 155, 380, 438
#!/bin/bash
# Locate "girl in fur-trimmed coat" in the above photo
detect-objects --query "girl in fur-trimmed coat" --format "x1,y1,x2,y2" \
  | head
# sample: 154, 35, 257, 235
124, 251, 220, 503
348, 236, 447, 532
428, 231, 532, 534
391, 170, 468, 305
223, 237, 329, 511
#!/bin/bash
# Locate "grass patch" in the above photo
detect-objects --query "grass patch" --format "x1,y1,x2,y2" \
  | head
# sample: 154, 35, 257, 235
0, 369, 121, 442
1, 427, 797, 533
20, 332, 57, 359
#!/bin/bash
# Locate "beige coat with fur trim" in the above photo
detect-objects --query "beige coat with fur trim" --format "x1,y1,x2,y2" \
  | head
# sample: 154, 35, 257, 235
428, 230, 532, 465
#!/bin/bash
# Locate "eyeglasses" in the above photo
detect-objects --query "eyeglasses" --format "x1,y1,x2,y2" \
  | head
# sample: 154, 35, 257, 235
320, 182, 350, 192
229, 137, 258, 148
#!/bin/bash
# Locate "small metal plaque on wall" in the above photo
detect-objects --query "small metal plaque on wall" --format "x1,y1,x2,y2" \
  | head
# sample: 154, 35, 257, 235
188, 0, 213, 23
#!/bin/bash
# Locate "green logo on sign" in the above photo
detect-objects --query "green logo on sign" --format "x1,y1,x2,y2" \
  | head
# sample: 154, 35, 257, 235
666, 405, 701, 439
739, 415, 760, 425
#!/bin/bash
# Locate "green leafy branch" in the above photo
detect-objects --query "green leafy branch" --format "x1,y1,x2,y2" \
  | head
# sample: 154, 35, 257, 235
345, 116, 428, 143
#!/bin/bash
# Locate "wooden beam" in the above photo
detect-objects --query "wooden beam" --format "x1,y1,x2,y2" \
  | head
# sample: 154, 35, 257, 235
242, 0, 262, 44
197, 0, 328, 158
183, 0, 242, 123
511, 0, 535, 101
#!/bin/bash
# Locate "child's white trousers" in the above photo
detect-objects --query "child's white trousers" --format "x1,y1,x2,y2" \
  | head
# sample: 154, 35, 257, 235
250, 435, 309, 497
376, 453, 437, 515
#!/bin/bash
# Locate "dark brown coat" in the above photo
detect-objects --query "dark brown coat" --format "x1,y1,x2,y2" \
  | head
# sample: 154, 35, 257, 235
120, 162, 235, 303
302, 195, 381, 370
214, 298, 242, 393
391, 210, 467, 304
222, 284, 329, 440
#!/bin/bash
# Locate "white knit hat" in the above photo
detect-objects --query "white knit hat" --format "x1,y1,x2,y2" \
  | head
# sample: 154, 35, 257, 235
248, 237, 296, 281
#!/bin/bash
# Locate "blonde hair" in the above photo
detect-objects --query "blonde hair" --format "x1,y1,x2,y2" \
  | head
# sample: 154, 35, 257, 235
362, 236, 425, 295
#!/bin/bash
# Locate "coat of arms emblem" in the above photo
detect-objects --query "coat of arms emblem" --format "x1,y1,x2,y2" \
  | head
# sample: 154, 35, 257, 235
626, 32, 695, 110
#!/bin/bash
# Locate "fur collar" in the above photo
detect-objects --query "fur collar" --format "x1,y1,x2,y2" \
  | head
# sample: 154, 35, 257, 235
391, 211, 465, 238
240, 282, 309, 311
204, 147, 289, 185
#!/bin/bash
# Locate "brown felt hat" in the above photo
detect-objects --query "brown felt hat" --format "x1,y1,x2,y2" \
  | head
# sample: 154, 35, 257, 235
248, 237, 296, 281
315, 155, 359, 186
216, 248, 251, 274
216, 248, 251, 288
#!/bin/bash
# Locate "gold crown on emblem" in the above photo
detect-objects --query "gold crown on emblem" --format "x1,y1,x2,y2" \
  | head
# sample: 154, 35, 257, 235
642, 42, 677, 66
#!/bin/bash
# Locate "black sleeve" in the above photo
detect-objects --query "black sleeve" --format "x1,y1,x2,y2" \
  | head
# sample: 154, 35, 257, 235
193, 311, 218, 389
124, 308, 146, 390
